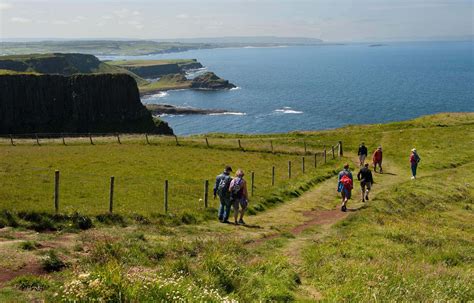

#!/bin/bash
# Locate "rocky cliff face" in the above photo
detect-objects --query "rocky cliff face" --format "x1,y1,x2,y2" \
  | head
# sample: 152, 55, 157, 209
0, 73, 173, 135
190, 72, 236, 90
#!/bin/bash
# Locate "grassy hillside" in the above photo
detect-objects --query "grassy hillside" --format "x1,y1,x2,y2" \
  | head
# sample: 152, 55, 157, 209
0, 113, 472, 302
0, 53, 148, 86
108, 59, 199, 67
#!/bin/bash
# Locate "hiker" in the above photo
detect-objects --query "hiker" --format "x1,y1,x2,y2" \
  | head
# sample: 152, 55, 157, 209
357, 163, 374, 202
410, 148, 421, 179
337, 163, 353, 212
229, 169, 249, 225
358, 142, 368, 166
372, 146, 383, 173
214, 165, 233, 223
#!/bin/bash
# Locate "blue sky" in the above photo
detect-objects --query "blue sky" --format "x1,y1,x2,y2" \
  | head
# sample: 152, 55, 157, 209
0, 0, 472, 41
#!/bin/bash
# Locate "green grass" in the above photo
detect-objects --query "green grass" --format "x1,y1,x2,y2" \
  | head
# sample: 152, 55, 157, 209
109, 59, 198, 67
139, 73, 192, 93
0, 136, 339, 217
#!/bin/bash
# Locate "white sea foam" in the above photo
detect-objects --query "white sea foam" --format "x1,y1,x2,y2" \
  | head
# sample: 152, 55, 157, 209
230, 86, 241, 91
274, 107, 303, 114
142, 92, 169, 99
208, 112, 247, 116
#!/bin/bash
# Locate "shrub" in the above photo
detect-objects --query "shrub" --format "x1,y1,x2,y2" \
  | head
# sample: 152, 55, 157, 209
1, 210, 19, 227
72, 213, 93, 230
10, 275, 50, 291
42, 251, 66, 272
19, 240, 40, 251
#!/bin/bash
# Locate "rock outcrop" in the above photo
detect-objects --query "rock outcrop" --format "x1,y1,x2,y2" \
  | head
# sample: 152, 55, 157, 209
146, 104, 228, 115
117, 59, 203, 79
0, 73, 173, 135
190, 72, 236, 90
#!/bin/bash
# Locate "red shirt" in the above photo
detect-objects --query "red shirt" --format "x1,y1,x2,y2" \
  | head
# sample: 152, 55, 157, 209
373, 150, 382, 163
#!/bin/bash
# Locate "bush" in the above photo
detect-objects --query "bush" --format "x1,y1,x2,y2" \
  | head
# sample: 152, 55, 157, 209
72, 213, 93, 230
42, 251, 66, 272
1, 210, 19, 227
19, 240, 40, 251
10, 275, 50, 291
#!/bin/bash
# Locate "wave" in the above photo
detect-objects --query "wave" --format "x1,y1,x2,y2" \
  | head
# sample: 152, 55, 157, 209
208, 112, 247, 116
185, 67, 208, 78
142, 92, 169, 99
274, 107, 303, 114
230, 86, 241, 91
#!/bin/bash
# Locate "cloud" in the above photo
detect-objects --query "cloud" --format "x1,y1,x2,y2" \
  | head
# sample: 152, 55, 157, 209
176, 13, 189, 19
127, 20, 144, 29
10, 17, 31, 23
132, 11, 140, 16
0, 2, 12, 10
52, 20, 68, 25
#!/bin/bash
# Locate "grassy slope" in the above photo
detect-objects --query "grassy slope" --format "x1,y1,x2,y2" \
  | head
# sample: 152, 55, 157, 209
0, 113, 472, 302
109, 59, 197, 67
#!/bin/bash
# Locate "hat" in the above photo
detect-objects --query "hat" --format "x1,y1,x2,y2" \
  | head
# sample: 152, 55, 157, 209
411, 148, 416, 152
225, 165, 233, 172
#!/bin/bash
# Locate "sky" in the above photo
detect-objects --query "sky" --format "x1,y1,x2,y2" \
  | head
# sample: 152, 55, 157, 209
0, 0, 473, 42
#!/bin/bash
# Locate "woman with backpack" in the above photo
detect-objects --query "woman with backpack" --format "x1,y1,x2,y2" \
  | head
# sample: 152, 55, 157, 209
229, 169, 249, 225
337, 164, 353, 212
410, 148, 421, 179
372, 146, 383, 173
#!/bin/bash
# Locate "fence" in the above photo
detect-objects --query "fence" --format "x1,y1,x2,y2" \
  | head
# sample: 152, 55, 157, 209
0, 133, 343, 156
0, 134, 343, 215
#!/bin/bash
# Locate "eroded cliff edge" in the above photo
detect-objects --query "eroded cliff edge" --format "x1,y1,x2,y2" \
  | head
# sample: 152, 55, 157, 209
0, 73, 173, 135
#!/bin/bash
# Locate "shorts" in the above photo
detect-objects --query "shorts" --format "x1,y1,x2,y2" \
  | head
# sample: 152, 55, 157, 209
359, 154, 366, 163
360, 181, 372, 191
233, 198, 248, 211
341, 188, 351, 199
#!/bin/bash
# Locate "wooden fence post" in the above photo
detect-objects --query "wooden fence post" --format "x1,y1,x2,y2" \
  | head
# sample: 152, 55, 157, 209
314, 153, 317, 168
302, 157, 305, 174
238, 139, 242, 150
332, 146, 335, 159
145, 133, 150, 145
54, 170, 60, 214
251, 171, 255, 196
116, 133, 121, 144
288, 161, 292, 179
270, 140, 274, 153
35, 133, 40, 146
9, 134, 14, 146
205, 137, 210, 148
109, 176, 115, 213
304, 141, 307, 154
339, 141, 343, 157
204, 180, 209, 208
272, 166, 275, 186
174, 135, 179, 146
324, 149, 327, 164
164, 180, 169, 213
89, 133, 94, 145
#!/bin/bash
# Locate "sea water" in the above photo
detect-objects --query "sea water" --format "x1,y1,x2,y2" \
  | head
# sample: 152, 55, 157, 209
104, 41, 474, 135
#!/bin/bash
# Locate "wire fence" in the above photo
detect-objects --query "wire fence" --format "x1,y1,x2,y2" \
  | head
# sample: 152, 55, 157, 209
0, 136, 343, 215
0, 132, 343, 156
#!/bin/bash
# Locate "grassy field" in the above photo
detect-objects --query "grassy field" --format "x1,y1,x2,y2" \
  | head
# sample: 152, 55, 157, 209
0, 113, 472, 302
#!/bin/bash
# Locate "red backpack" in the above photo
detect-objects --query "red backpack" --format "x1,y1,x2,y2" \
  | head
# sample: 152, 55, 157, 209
340, 175, 353, 191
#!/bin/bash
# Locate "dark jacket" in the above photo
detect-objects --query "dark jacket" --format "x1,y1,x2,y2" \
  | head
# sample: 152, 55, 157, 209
357, 167, 373, 183
358, 145, 368, 156
214, 172, 232, 197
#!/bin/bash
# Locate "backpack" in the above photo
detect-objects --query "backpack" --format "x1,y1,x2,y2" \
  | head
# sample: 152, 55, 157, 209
414, 153, 421, 163
231, 178, 243, 198
340, 174, 353, 191
217, 175, 231, 197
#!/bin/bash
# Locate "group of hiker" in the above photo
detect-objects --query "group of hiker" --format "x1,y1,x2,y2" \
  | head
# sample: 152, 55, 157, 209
213, 166, 249, 225
338, 143, 421, 212
213, 143, 422, 222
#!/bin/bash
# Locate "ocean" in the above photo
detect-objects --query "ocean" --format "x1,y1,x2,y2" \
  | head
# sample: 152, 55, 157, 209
103, 41, 474, 135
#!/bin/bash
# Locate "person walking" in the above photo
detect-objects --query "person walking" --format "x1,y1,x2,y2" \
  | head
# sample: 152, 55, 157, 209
358, 142, 368, 167
357, 163, 374, 202
410, 148, 421, 179
337, 163, 353, 212
372, 146, 383, 173
229, 169, 249, 225
214, 165, 233, 223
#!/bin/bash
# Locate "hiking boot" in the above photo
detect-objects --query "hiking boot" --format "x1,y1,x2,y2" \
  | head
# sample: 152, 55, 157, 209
234, 220, 239, 225
362, 199, 365, 203
365, 195, 369, 201
222, 220, 231, 224
341, 205, 347, 212
238, 219, 246, 225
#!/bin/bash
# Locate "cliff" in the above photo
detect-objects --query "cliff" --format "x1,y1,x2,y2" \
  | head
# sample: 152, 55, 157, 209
191, 72, 236, 90
0, 73, 173, 135
110, 59, 203, 79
